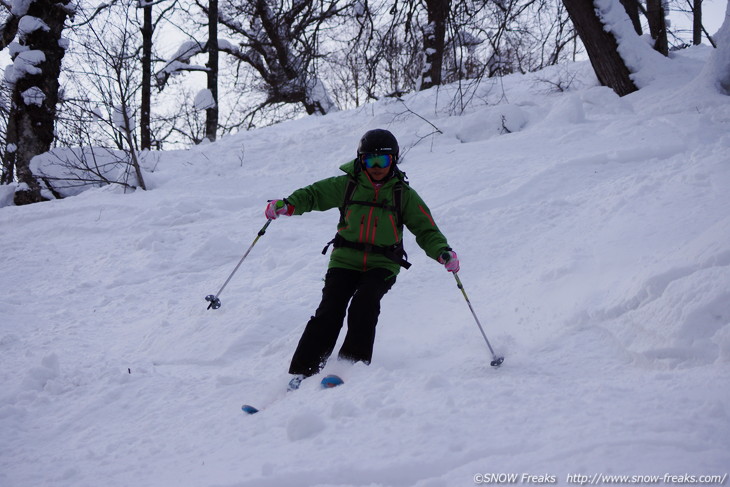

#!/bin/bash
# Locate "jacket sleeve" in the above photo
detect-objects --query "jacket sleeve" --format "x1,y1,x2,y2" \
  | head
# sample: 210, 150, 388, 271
285, 175, 348, 215
402, 186, 451, 261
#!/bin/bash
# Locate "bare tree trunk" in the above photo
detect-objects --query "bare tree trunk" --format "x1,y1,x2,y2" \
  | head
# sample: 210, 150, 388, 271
562, 0, 637, 97
123, 128, 147, 190
117, 105, 147, 190
206, 0, 219, 142
646, 0, 668, 56
1, 109, 17, 185
693, 0, 703, 45
420, 0, 450, 90
141, 2, 153, 150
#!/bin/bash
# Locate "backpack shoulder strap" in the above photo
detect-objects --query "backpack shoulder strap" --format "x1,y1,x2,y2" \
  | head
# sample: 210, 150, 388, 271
392, 167, 409, 227
393, 180, 404, 228
339, 176, 358, 226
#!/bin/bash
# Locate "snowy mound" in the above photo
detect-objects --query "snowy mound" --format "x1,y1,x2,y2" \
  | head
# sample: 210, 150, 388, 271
1, 48, 729, 486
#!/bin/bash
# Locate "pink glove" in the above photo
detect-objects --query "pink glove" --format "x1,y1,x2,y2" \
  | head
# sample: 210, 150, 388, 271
264, 199, 294, 219
438, 250, 460, 273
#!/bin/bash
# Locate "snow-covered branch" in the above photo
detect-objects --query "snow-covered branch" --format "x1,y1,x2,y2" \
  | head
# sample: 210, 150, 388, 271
155, 40, 207, 88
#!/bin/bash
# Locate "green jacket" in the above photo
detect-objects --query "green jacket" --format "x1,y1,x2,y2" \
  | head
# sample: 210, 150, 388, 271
285, 160, 451, 275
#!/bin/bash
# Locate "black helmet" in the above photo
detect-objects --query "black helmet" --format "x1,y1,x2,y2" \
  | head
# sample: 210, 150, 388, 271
357, 129, 399, 158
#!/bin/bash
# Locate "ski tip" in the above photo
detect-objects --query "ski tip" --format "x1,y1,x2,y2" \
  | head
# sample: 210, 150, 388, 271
320, 374, 344, 389
241, 404, 259, 414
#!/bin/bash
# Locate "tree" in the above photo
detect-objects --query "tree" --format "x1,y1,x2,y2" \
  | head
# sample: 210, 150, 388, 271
217, 0, 346, 115
646, 0, 668, 55
1, 0, 74, 204
55, 0, 149, 191
137, 0, 178, 149
619, 0, 642, 35
156, 0, 221, 142
693, 0, 703, 46
140, 1, 154, 149
61, 0, 179, 150
205, 0, 219, 141
690, 0, 730, 94
156, 0, 233, 142
685, 0, 716, 47
562, 0, 637, 96
323, 0, 422, 109
420, 0, 451, 90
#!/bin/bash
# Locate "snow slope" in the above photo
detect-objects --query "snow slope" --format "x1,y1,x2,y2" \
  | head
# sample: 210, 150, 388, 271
1, 47, 729, 487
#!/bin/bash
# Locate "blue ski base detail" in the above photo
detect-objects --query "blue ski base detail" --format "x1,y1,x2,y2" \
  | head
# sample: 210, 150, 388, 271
241, 375, 344, 414
320, 374, 344, 388
241, 404, 259, 414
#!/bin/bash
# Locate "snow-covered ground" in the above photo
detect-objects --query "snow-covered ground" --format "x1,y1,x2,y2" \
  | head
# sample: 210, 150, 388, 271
1, 46, 729, 487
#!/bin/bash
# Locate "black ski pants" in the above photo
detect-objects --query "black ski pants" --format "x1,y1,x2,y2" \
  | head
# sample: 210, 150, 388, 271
289, 267, 396, 377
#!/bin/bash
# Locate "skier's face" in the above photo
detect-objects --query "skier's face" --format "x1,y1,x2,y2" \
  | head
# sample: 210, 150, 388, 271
361, 153, 394, 182
366, 165, 390, 182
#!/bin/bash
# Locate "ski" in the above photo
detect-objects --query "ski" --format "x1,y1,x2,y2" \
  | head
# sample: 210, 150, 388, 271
320, 374, 344, 388
241, 374, 344, 415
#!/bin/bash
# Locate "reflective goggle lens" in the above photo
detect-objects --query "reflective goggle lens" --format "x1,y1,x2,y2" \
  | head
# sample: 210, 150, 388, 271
362, 154, 393, 169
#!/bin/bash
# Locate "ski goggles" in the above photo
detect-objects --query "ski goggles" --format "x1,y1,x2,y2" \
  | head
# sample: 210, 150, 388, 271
361, 154, 394, 169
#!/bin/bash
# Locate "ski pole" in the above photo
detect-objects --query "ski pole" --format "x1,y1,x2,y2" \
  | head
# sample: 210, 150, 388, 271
205, 219, 273, 310
452, 271, 504, 367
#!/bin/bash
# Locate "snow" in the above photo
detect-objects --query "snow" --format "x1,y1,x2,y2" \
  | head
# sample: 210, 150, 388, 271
10, 0, 33, 16
169, 40, 205, 63
8, 41, 29, 58
17, 16, 50, 42
354, 0, 366, 17
217, 38, 237, 53
690, 1, 730, 94
21, 86, 45, 106
6, 50, 45, 85
0, 183, 15, 206
112, 105, 135, 131
306, 77, 338, 114
595, 0, 674, 87
156, 41, 208, 85
29, 147, 146, 198
194, 88, 216, 111
58, 37, 70, 51
1, 47, 729, 486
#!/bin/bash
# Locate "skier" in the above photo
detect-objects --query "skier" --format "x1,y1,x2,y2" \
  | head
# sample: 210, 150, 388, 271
264, 129, 459, 390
